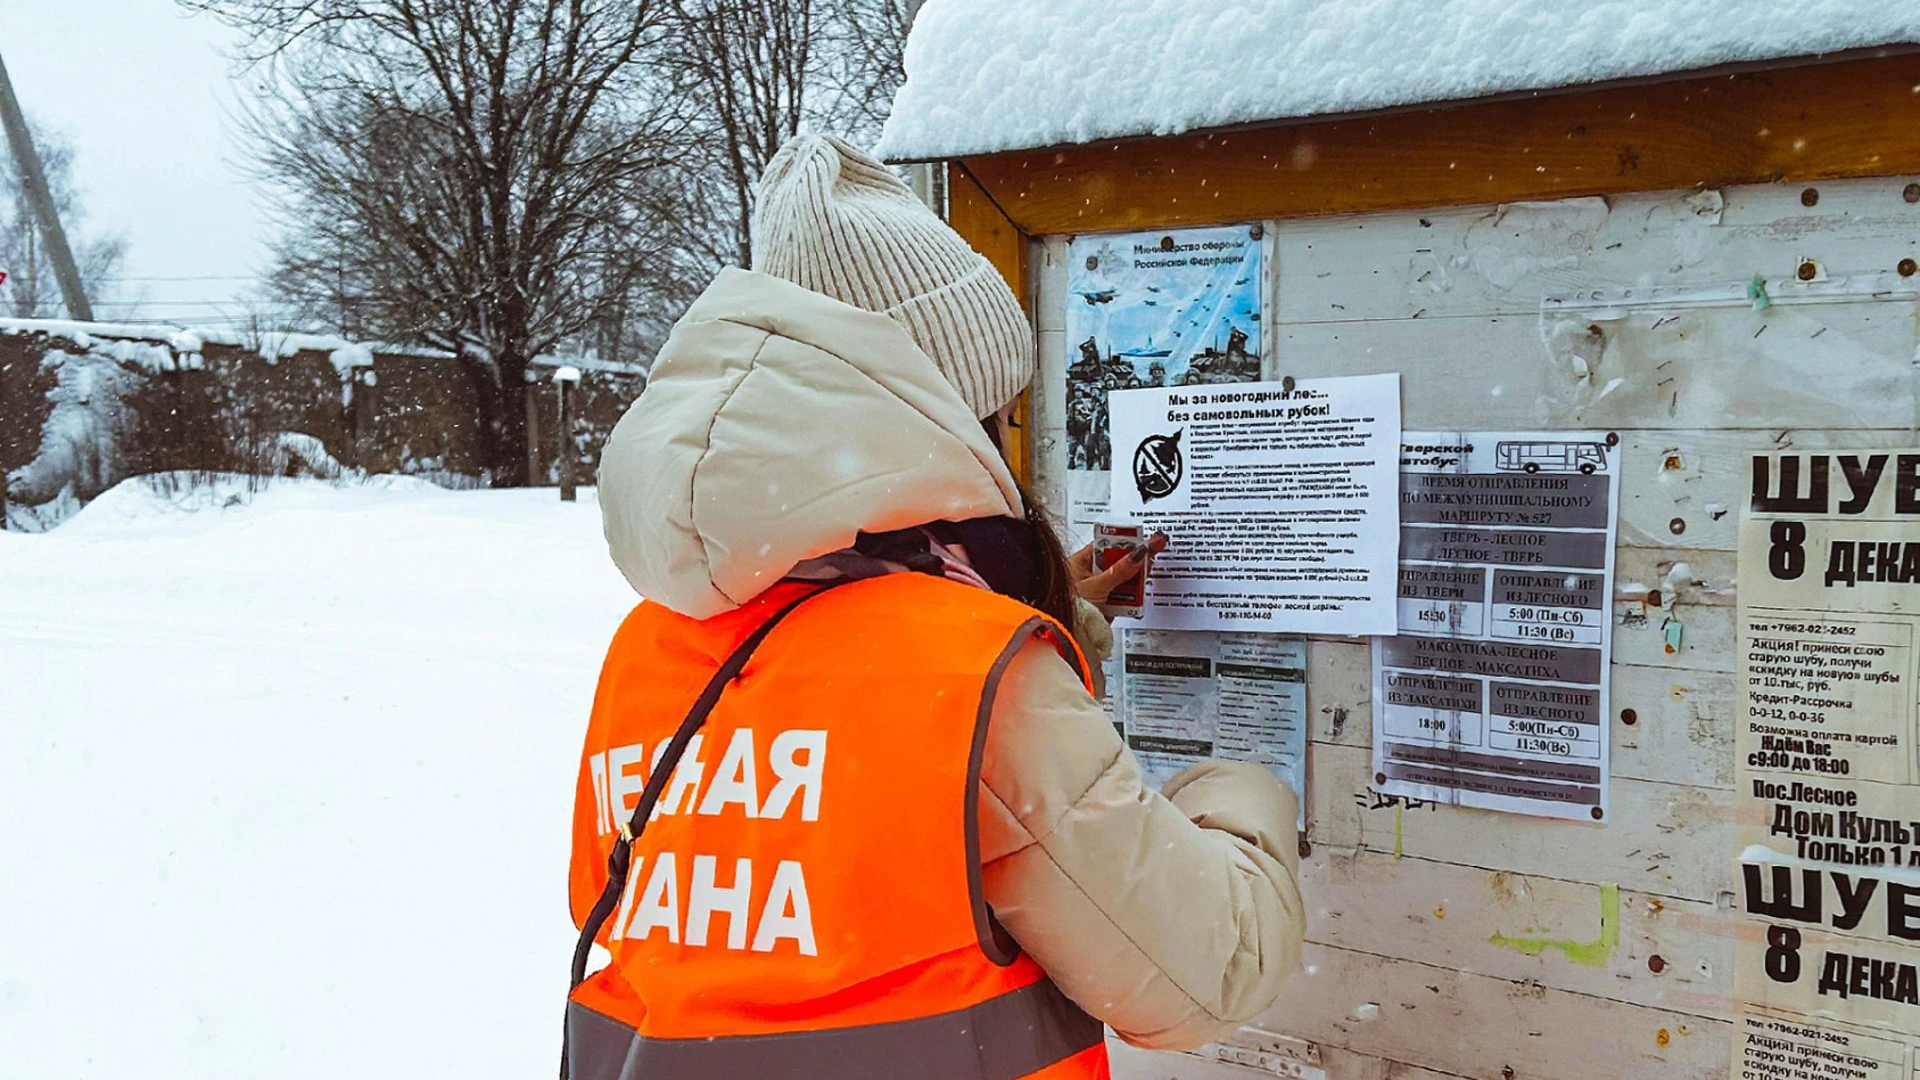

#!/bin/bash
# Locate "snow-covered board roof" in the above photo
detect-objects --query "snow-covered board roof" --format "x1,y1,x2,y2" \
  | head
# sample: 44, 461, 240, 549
0, 317, 643, 377
878, 0, 1920, 161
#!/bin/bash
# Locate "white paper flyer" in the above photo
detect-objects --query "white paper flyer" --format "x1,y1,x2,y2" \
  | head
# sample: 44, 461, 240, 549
1118, 629, 1308, 828
1370, 431, 1621, 821
1731, 450, 1920, 1080
1105, 373, 1401, 635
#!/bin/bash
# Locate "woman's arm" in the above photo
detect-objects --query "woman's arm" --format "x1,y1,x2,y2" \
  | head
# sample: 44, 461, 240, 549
977, 639, 1306, 1050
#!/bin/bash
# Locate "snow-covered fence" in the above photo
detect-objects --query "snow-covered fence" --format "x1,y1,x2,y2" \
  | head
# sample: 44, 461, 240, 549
0, 320, 645, 529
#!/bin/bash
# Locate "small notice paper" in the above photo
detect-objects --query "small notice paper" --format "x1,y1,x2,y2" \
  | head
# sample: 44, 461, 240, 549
1119, 629, 1308, 829
1371, 431, 1621, 821
1107, 373, 1401, 634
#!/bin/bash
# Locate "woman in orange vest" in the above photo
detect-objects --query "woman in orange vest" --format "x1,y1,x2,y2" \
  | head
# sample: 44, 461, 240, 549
567, 134, 1306, 1079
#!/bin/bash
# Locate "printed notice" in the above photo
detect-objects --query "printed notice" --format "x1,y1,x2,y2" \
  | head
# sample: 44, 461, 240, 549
1062, 225, 1264, 551
1106, 373, 1401, 635
1371, 431, 1621, 821
1732, 451, 1920, 1080
1118, 629, 1307, 826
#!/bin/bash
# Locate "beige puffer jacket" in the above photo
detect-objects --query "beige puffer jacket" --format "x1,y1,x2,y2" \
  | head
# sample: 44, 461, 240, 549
598, 268, 1305, 1049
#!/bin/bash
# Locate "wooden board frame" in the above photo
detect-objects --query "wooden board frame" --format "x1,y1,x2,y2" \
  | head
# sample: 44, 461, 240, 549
949, 52, 1920, 238
946, 163, 1035, 482
944, 53, 1920, 490
935, 100, 1920, 1070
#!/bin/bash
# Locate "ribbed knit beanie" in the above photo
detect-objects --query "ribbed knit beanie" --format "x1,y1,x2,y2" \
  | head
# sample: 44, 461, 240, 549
752, 134, 1034, 419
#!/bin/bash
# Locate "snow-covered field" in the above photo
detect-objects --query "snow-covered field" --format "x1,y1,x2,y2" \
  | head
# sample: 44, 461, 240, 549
0, 476, 635, 1078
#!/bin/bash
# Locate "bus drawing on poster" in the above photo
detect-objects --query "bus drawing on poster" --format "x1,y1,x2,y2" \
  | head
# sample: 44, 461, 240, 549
1495, 440, 1608, 475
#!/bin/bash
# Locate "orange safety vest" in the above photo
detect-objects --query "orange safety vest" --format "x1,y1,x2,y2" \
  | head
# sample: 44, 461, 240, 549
565, 573, 1110, 1080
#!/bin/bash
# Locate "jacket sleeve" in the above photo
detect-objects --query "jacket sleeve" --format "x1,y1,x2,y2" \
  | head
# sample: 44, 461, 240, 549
976, 637, 1306, 1050
1067, 597, 1114, 697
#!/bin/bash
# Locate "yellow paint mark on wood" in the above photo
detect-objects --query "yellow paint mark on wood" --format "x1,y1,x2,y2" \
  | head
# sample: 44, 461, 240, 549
1432, 905, 1447, 920
1393, 803, 1404, 859
1488, 883, 1619, 967
1656, 1027, 1672, 1048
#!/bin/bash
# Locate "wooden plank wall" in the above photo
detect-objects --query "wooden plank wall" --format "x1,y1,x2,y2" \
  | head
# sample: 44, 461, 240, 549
1032, 174, 1920, 1080
963, 52, 1920, 234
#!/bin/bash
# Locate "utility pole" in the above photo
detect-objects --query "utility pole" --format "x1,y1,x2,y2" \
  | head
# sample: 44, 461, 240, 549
553, 366, 580, 502
0, 47, 93, 322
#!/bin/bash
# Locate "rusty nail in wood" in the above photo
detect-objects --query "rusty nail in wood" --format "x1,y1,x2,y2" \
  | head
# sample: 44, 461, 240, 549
1503, 1068, 1516, 1080
1646, 589, 1663, 607
1797, 260, 1818, 281
1649, 954, 1668, 974
1906, 183, 1920, 204
1591, 806, 1605, 820
1298, 838, 1312, 859
1375, 772, 1387, 786
1669, 517, 1687, 535
1901, 258, 1917, 278
1801, 187, 1819, 207
1621, 708, 1639, 726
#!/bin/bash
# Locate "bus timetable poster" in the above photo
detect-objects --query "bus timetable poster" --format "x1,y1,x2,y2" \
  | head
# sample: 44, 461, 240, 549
1371, 430, 1622, 821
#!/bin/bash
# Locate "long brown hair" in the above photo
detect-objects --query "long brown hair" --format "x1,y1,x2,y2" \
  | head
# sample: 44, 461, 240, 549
1015, 479, 1078, 630
983, 418, 1078, 630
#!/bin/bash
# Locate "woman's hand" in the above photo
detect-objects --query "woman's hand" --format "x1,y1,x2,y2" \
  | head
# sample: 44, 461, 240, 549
1068, 542, 1145, 604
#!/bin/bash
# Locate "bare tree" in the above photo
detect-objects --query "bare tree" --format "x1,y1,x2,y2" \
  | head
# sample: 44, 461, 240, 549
184, 0, 687, 485
669, 0, 824, 269
0, 118, 124, 320
816, 0, 909, 145
664, 0, 916, 271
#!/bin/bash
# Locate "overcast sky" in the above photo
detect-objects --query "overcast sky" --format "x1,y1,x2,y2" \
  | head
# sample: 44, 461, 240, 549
0, 1, 271, 327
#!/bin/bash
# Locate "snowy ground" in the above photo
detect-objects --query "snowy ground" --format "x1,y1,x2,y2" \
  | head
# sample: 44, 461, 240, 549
0, 476, 635, 1078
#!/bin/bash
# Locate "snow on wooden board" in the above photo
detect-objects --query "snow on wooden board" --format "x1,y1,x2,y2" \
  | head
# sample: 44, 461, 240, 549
880, 1, 1920, 160
0, 477, 634, 1080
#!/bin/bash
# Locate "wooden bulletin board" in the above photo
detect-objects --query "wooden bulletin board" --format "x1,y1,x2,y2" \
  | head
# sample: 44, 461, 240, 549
945, 52, 1920, 1080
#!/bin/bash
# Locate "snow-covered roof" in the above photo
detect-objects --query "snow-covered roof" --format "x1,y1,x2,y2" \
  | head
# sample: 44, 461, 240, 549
0, 315, 646, 379
878, 1, 1920, 161
0, 316, 460, 375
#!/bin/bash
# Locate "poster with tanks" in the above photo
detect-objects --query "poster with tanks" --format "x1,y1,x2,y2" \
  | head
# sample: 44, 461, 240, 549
1063, 224, 1265, 551
1062, 224, 1266, 728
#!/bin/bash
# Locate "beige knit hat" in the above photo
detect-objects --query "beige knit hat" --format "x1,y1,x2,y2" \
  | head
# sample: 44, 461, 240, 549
752, 134, 1034, 419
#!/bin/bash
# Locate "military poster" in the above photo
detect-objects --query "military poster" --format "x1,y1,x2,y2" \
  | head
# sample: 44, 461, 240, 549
1119, 629, 1308, 828
1062, 224, 1264, 551
1105, 373, 1401, 635
1371, 431, 1621, 821
1732, 451, 1920, 1080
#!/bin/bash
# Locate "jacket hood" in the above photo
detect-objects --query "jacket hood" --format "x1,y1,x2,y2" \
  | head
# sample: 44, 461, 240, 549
598, 268, 1023, 618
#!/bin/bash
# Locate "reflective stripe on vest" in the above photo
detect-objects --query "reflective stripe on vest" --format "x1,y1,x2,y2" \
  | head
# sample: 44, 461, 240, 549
567, 977, 1103, 1080
566, 574, 1108, 1080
